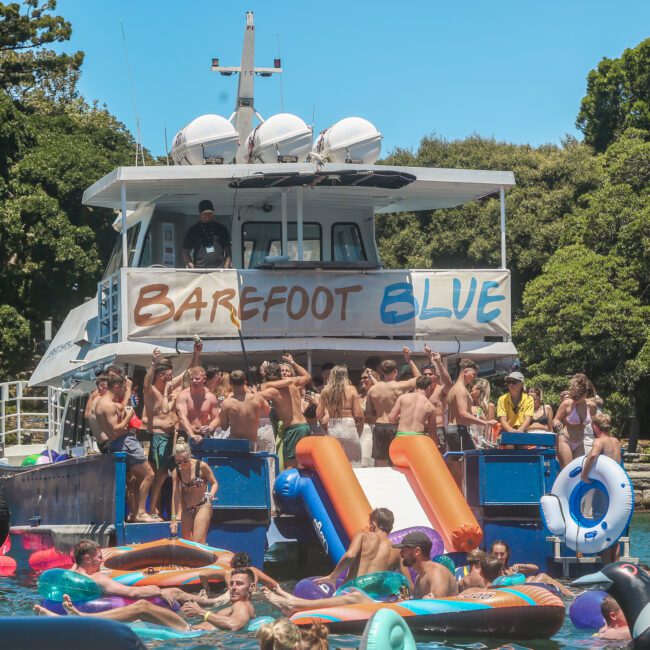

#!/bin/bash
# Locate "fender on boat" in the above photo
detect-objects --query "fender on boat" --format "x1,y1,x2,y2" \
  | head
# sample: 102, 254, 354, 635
540, 455, 634, 554
389, 436, 482, 551
0, 617, 146, 650
360, 608, 416, 650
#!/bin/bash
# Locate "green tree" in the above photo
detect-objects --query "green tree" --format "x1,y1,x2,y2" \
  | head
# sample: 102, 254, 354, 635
0, 0, 83, 96
514, 245, 650, 421
576, 39, 650, 152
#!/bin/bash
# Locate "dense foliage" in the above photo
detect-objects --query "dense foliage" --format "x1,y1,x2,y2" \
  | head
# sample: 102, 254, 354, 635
0, 2, 648, 434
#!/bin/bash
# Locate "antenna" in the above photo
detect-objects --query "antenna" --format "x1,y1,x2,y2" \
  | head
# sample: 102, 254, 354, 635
211, 12, 283, 162
121, 22, 145, 166
276, 32, 284, 112
163, 125, 170, 165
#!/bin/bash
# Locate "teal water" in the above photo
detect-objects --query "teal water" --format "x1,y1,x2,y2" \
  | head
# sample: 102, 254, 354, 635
2, 515, 649, 649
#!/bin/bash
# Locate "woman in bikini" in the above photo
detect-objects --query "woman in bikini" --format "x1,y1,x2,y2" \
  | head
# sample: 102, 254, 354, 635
170, 441, 218, 544
528, 387, 554, 432
553, 373, 594, 467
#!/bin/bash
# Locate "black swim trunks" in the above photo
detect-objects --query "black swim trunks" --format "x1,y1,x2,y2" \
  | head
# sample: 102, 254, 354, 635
444, 425, 476, 453
372, 423, 398, 461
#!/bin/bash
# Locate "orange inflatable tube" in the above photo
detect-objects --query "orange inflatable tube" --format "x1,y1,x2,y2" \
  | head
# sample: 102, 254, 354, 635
390, 435, 482, 552
296, 436, 371, 541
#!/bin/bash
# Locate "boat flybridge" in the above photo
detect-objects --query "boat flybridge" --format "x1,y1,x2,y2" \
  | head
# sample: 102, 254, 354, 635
28, 11, 516, 444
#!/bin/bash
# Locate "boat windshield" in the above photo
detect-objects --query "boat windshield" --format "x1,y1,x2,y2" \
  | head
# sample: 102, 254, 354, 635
243, 221, 321, 268
103, 224, 141, 279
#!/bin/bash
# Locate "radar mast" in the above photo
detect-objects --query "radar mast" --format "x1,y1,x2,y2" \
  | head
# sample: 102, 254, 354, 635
211, 11, 282, 162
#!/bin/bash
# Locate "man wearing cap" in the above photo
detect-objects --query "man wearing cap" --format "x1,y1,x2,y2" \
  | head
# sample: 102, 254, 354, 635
497, 371, 534, 433
393, 531, 458, 598
182, 200, 232, 269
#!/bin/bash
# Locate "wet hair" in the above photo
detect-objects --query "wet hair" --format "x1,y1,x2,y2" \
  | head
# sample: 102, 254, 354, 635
466, 548, 486, 566
320, 365, 350, 414
74, 539, 100, 565
300, 622, 329, 650
205, 366, 221, 381
107, 375, 126, 390
370, 507, 395, 534
569, 373, 590, 400
257, 617, 301, 650
490, 539, 511, 561
416, 375, 432, 390
459, 358, 479, 372
381, 359, 397, 375
593, 412, 612, 433
480, 555, 504, 581
174, 441, 191, 456
601, 595, 622, 619
230, 552, 251, 568
231, 567, 255, 584
230, 369, 246, 387
265, 362, 282, 381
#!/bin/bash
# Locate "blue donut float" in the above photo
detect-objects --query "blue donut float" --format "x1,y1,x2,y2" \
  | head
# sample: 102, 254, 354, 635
540, 455, 634, 554
38, 569, 102, 603
492, 573, 526, 587
336, 571, 410, 602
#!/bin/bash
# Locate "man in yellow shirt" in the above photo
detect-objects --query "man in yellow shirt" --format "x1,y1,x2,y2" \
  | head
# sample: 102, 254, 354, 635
497, 371, 534, 432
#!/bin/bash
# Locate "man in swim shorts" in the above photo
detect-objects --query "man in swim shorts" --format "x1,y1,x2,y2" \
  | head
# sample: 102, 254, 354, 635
176, 366, 220, 443
365, 347, 421, 466
420, 345, 453, 450
597, 596, 631, 641
446, 358, 497, 487
389, 375, 436, 438
262, 353, 312, 468
96, 376, 155, 522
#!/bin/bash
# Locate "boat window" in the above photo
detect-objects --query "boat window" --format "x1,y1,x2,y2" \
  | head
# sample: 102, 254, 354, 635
242, 222, 321, 268
332, 223, 367, 262
102, 224, 142, 279
61, 395, 90, 450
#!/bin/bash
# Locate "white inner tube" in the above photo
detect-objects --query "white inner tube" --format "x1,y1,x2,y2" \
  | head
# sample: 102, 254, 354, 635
540, 455, 634, 554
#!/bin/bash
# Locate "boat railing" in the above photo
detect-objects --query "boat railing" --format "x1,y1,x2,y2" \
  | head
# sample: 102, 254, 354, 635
98, 271, 121, 344
0, 381, 67, 450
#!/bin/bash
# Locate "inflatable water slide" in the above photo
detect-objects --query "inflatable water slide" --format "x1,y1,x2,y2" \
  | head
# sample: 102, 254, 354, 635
274, 435, 481, 563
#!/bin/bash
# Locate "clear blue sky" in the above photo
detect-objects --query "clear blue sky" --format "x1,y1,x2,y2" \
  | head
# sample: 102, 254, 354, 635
55, 0, 649, 159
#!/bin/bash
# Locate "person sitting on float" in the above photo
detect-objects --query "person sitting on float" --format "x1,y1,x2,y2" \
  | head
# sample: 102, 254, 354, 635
460, 554, 504, 593
458, 548, 487, 591
490, 540, 573, 597
553, 373, 595, 467
597, 595, 631, 641
35, 567, 256, 633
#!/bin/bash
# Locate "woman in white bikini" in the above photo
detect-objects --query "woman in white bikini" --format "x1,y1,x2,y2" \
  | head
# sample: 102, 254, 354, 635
170, 441, 218, 544
316, 365, 364, 465
553, 373, 594, 467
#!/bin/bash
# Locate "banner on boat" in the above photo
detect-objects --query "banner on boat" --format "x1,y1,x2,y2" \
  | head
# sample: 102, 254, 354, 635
124, 269, 511, 340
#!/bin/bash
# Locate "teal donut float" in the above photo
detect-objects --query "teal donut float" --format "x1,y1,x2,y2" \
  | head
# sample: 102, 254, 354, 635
360, 608, 416, 650
129, 616, 275, 641
492, 572, 526, 587
336, 571, 409, 602
433, 554, 456, 574
38, 568, 102, 603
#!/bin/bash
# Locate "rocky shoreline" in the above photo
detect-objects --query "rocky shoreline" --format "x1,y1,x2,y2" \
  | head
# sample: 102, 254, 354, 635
625, 455, 650, 510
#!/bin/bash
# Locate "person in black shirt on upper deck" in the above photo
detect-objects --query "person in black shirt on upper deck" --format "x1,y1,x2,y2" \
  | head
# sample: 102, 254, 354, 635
182, 199, 232, 268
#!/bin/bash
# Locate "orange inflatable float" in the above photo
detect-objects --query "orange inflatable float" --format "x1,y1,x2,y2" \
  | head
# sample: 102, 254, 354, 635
390, 435, 482, 551
101, 538, 233, 589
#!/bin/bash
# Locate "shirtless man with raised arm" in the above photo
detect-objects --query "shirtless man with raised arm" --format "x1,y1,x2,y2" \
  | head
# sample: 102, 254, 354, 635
421, 345, 453, 449
96, 375, 154, 522
389, 375, 436, 438
365, 347, 421, 467
144, 340, 202, 518
446, 358, 497, 487
219, 370, 271, 448
85, 374, 109, 451
263, 353, 312, 469
175, 367, 220, 444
